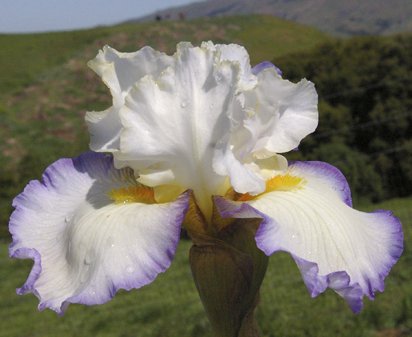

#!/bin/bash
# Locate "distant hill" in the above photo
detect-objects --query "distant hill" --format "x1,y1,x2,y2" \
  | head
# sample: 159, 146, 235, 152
134, 0, 412, 36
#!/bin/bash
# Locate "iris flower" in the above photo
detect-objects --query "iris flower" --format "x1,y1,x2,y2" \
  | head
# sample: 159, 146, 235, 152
9, 42, 403, 315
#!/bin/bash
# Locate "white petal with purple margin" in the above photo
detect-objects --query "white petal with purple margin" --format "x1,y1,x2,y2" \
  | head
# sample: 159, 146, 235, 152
9, 152, 189, 314
215, 161, 403, 313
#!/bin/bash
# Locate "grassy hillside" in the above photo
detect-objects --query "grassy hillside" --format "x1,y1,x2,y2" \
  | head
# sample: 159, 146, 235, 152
0, 29, 112, 99
0, 15, 328, 97
1, 196, 411, 337
0, 15, 329, 239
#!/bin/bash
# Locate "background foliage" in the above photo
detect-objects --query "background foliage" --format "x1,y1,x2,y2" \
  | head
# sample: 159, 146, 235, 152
277, 35, 412, 204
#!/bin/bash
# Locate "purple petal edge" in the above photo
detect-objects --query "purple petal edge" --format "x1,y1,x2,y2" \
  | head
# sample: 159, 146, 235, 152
8, 153, 109, 314
252, 61, 282, 76
288, 161, 403, 302
8, 152, 109, 244
367, 209, 403, 296
58, 191, 190, 314
8, 151, 190, 315
10, 248, 42, 296
214, 194, 403, 313
289, 161, 353, 207
213, 195, 276, 256
293, 256, 364, 313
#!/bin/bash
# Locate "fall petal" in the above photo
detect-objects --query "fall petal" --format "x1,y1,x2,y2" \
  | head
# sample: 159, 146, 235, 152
215, 161, 403, 312
9, 152, 188, 314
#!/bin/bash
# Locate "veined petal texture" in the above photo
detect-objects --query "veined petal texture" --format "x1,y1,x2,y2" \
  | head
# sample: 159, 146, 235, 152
9, 152, 189, 314
117, 42, 240, 216
87, 42, 318, 217
215, 161, 403, 313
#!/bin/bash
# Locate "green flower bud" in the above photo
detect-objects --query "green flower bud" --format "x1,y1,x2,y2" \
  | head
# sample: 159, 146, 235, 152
186, 197, 268, 337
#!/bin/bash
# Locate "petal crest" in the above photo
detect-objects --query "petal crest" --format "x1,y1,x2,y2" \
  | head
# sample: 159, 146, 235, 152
9, 152, 189, 314
215, 161, 403, 313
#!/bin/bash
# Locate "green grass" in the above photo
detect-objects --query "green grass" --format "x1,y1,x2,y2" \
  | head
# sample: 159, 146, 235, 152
0, 15, 328, 99
0, 29, 112, 98
225, 15, 332, 64
1, 197, 411, 337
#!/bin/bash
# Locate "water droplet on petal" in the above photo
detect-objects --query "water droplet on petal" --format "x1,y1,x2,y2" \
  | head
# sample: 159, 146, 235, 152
126, 266, 134, 273
291, 233, 301, 244
180, 101, 187, 108
106, 236, 115, 248
87, 285, 96, 296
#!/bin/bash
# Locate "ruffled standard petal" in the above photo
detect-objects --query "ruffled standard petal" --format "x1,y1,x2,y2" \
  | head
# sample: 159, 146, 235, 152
242, 67, 318, 155
88, 45, 173, 105
85, 42, 319, 217
213, 43, 256, 90
215, 161, 403, 313
86, 106, 122, 152
117, 42, 241, 217
213, 66, 318, 196
9, 152, 189, 314
86, 46, 172, 152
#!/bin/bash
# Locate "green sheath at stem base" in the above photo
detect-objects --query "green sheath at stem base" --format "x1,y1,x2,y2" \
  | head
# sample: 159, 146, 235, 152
188, 204, 268, 337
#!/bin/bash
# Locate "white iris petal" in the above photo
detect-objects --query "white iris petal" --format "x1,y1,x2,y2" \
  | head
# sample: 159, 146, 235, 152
116, 42, 240, 216
215, 161, 403, 312
9, 152, 189, 314
87, 42, 318, 217
242, 68, 318, 155
86, 45, 172, 152
213, 67, 317, 195
212, 43, 257, 90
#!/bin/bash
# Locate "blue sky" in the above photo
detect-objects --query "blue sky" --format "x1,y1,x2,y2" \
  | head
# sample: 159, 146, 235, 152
0, 0, 203, 33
